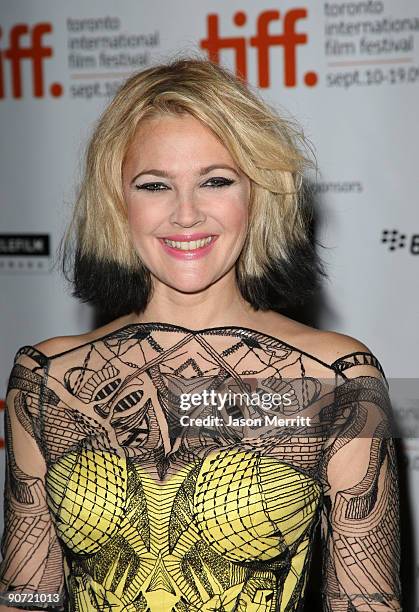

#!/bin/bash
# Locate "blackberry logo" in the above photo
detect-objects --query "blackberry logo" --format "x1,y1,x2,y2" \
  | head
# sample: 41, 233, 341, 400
381, 229, 406, 251
381, 229, 419, 254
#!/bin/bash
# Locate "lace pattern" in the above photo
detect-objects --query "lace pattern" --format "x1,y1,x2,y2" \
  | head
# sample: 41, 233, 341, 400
0, 323, 401, 611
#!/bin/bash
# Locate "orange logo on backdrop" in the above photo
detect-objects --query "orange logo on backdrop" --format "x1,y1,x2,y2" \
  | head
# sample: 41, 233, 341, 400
0, 22, 62, 98
200, 8, 317, 88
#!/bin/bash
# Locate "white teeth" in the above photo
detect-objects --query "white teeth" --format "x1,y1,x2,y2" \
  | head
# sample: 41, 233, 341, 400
163, 236, 214, 250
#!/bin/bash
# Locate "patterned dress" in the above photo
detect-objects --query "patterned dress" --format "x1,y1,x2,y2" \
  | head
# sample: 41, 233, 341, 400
0, 323, 401, 610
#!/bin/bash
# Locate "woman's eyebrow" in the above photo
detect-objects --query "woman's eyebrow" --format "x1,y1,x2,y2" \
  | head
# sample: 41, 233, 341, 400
130, 164, 240, 185
198, 164, 240, 176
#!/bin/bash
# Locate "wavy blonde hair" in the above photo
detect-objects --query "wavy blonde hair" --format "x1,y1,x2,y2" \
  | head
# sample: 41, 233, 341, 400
59, 53, 325, 317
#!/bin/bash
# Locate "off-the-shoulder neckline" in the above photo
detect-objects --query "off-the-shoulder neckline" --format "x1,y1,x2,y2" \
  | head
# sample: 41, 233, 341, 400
16, 321, 386, 380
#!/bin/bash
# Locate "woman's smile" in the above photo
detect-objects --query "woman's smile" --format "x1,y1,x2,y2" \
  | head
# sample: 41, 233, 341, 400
158, 234, 219, 259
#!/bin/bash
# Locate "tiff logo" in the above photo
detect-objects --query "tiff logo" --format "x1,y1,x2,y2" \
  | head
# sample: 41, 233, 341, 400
200, 8, 317, 88
0, 22, 62, 98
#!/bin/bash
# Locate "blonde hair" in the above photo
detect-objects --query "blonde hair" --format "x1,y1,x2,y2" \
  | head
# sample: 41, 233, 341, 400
59, 54, 325, 317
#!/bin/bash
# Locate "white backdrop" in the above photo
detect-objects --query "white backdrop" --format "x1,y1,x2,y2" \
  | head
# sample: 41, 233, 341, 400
1, 0, 418, 607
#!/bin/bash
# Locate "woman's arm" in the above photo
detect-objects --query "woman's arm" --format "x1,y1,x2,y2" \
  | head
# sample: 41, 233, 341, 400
0, 351, 66, 611
319, 359, 401, 610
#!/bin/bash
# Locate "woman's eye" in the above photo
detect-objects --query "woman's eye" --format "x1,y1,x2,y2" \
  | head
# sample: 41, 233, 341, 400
204, 177, 235, 188
136, 182, 168, 191
135, 177, 235, 191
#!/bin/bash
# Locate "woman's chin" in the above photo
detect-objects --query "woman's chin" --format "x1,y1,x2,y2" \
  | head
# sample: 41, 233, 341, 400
156, 274, 222, 295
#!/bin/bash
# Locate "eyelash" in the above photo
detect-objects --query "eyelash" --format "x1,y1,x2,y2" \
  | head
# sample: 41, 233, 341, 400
135, 177, 235, 191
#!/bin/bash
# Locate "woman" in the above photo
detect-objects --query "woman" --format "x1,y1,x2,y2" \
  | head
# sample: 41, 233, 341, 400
0, 57, 401, 611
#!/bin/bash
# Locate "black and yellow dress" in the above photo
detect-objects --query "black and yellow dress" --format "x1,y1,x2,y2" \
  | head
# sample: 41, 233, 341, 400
0, 323, 401, 610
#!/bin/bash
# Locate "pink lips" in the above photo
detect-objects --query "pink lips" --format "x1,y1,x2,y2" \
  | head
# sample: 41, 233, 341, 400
159, 235, 218, 260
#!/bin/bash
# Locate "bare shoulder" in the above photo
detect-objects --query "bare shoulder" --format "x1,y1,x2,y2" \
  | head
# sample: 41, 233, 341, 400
301, 328, 386, 380
32, 315, 131, 358
307, 329, 371, 364
32, 333, 87, 358
260, 312, 382, 374
261, 312, 368, 355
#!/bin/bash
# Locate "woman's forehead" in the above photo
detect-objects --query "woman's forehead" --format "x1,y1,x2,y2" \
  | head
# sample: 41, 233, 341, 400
124, 114, 238, 167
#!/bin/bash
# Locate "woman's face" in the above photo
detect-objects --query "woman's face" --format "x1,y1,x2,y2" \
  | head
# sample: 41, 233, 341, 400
122, 113, 251, 294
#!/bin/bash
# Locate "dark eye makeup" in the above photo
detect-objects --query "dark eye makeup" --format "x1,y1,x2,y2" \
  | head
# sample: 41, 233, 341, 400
135, 182, 167, 191
135, 177, 235, 191
204, 177, 235, 188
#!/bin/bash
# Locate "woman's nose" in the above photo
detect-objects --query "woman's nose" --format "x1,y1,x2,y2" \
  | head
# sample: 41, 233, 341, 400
169, 191, 205, 227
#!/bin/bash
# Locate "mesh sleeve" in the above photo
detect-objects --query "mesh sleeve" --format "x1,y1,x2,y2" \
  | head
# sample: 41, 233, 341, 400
319, 353, 402, 610
0, 348, 66, 610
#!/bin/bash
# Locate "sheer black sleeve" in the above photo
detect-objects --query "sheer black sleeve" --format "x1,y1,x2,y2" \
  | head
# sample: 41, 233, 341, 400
319, 352, 401, 610
0, 348, 66, 610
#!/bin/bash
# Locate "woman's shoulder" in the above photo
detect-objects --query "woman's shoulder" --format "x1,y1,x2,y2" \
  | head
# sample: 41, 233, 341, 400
260, 311, 381, 375
28, 311, 380, 377
31, 315, 132, 359
260, 312, 369, 355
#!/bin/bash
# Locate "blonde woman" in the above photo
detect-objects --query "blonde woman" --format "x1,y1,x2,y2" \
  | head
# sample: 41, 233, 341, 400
0, 57, 401, 611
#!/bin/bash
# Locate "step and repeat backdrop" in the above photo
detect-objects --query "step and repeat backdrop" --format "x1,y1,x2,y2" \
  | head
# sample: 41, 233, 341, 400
1, 0, 418, 607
